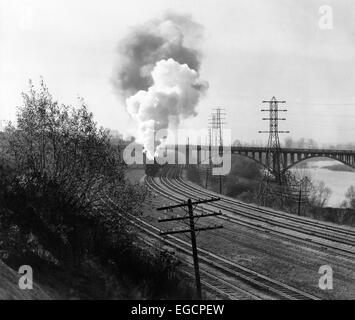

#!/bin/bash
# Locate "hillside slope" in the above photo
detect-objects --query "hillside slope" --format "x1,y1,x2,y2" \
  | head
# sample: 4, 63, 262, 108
0, 260, 52, 300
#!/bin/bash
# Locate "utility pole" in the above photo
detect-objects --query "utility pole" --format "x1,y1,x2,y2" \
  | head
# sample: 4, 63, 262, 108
294, 182, 309, 216
157, 197, 223, 299
187, 199, 201, 297
204, 127, 212, 189
297, 187, 302, 216
218, 170, 222, 193
205, 166, 209, 189
262, 178, 309, 214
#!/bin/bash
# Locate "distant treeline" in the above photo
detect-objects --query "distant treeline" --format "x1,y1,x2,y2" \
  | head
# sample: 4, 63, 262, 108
233, 137, 355, 150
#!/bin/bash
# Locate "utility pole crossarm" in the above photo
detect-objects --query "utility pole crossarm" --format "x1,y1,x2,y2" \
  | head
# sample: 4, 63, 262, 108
262, 100, 286, 103
261, 109, 287, 112
190, 197, 221, 206
259, 131, 290, 133
156, 201, 188, 211
262, 118, 287, 120
156, 197, 221, 211
160, 225, 223, 236
158, 211, 223, 222
157, 197, 223, 300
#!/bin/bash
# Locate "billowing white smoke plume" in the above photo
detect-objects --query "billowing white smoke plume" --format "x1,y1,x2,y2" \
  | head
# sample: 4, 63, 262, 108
126, 58, 207, 158
114, 13, 208, 158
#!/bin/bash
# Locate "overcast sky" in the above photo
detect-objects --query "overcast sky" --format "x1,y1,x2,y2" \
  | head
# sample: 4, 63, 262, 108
1, 0, 354, 145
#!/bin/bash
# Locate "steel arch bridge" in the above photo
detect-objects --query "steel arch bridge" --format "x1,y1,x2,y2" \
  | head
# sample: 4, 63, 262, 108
121, 143, 355, 178
231, 146, 355, 175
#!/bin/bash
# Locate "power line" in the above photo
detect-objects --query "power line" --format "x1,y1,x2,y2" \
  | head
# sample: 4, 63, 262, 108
287, 113, 355, 118
289, 102, 355, 106
289, 123, 355, 131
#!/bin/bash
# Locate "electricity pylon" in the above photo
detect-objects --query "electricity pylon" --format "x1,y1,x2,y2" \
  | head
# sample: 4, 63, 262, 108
208, 108, 226, 193
258, 97, 289, 206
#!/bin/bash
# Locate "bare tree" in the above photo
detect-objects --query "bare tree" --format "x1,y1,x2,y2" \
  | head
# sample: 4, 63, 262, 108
344, 186, 355, 208
309, 181, 332, 208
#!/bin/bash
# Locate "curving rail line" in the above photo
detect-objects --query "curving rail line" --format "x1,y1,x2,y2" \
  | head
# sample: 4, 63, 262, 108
144, 174, 322, 300
154, 165, 355, 259
175, 166, 355, 240
105, 195, 259, 300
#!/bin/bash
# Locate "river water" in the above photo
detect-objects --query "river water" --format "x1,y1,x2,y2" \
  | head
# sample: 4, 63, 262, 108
290, 160, 355, 208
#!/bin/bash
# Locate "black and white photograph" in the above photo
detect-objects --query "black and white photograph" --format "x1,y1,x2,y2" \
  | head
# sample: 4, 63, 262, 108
0, 0, 354, 308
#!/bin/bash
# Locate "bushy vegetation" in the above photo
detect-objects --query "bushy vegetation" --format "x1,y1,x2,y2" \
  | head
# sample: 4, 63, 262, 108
145, 163, 161, 177
185, 164, 202, 184
186, 154, 355, 226
190, 155, 261, 202
224, 157, 261, 201
0, 81, 193, 299
341, 186, 355, 209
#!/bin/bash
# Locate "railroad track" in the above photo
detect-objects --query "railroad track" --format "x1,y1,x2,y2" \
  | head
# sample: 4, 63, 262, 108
174, 166, 355, 241
154, 165, 355, 258
140, 235, 258, 300
105, 195, 259, 300
143, 178, 321, 300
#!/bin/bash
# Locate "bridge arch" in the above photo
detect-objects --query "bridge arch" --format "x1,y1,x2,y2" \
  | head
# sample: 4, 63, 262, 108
283, 155, 355, 172
231, 151, 355, 176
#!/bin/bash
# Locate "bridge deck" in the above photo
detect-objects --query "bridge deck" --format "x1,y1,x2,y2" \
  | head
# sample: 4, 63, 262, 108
231, 146, 355, 155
